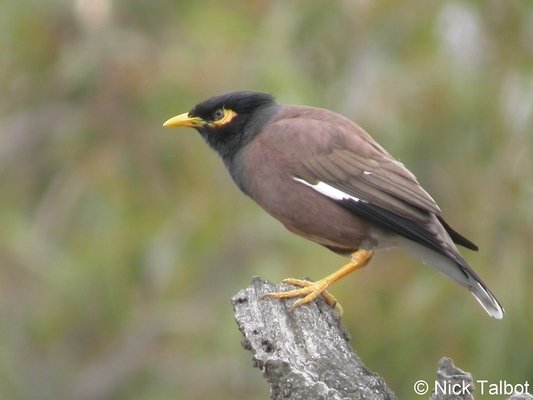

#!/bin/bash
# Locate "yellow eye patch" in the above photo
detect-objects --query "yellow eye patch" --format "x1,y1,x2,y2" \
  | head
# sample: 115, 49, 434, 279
211, 109, 238, 127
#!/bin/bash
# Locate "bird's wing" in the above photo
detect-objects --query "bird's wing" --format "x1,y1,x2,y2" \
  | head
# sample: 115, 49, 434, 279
298, 144, 441, 221
292, 118, 440, 218
269, 113, 477, 253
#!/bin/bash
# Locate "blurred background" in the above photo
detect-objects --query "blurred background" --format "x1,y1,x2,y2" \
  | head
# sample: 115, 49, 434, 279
1, 0, 532, 399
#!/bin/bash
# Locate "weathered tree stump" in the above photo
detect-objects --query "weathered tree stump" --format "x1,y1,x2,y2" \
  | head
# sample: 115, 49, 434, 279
232, 277, 531, 400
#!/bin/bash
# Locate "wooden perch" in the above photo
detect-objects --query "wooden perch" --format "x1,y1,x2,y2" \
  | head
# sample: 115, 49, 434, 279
232, 276, 396, 400
232, 277, 532, 400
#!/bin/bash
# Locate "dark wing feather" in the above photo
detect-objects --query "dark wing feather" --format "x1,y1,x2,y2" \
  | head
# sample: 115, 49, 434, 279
437, 216, 479, 251
335, 198, 450, 257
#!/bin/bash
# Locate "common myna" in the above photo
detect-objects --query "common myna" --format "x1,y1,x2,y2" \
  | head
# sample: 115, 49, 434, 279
164, 91, 504, 319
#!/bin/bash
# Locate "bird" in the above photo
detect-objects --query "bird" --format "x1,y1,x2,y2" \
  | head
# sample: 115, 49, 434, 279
163, 91, 504, 319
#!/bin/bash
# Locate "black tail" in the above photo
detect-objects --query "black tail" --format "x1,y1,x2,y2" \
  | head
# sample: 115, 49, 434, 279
438, 216, 479, 251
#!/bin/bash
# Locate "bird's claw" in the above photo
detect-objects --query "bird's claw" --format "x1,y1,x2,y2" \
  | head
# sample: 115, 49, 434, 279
262, 278, 343, 316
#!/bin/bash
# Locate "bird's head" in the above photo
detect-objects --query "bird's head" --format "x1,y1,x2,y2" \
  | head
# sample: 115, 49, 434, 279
163, 91, 277, 161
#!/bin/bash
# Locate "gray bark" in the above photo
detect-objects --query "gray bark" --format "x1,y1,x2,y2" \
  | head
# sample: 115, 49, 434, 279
232, 277, 531, 400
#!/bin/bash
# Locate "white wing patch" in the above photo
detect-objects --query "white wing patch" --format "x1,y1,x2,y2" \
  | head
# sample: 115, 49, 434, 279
293, 177, 366, 203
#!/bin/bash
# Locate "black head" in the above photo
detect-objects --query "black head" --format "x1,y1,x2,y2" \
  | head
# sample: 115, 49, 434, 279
163, 91, 278, 162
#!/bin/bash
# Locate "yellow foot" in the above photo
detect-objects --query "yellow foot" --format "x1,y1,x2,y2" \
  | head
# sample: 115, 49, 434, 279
261, 247, 375, 316
262, 278, 344, 316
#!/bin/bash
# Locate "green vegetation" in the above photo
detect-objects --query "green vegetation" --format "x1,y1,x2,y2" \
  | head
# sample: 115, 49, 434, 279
1, 1, 532, 399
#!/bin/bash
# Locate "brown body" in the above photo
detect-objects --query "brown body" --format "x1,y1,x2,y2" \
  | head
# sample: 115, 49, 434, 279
239, 106, 428, 254
240, 107, 375, 253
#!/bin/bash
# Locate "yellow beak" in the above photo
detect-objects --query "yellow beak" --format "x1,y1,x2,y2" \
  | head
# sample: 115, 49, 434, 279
163, 112, 206, 128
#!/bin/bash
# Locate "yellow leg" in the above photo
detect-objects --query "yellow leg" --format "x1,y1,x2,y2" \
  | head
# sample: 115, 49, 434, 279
263, 247, 375, 315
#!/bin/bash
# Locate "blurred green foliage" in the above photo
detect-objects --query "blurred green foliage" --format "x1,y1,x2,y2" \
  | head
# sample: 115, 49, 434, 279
1, 0, 532, 399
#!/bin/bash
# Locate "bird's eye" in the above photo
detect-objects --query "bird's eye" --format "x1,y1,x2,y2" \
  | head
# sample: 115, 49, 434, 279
213, 109, 224, 121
